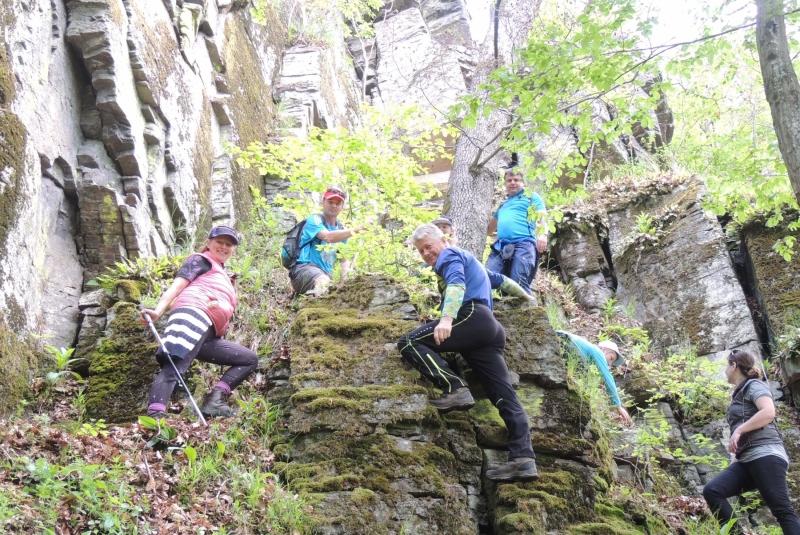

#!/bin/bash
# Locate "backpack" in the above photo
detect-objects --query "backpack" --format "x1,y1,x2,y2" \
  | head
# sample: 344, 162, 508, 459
280, 218, 311, 269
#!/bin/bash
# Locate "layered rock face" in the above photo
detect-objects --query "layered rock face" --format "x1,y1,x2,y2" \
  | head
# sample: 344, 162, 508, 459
0, 0, 358, 408
609, 182, 760, 361
554, 179, 760, 362
268, 276, 639, 534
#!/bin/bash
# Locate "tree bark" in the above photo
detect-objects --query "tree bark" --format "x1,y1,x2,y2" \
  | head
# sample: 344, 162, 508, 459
756, 0, 800, 205
443, 105, 507, 259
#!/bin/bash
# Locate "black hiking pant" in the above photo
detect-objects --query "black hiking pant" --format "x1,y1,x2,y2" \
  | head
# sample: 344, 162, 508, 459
703, 454, 800, 534
397, 301, 535, 460
148, 324, 258, 406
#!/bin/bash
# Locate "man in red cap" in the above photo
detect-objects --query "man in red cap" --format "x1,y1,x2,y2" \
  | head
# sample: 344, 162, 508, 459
289, 186, 365, 296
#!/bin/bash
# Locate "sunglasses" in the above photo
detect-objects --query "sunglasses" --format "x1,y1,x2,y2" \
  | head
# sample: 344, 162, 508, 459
325, 188, 346, 197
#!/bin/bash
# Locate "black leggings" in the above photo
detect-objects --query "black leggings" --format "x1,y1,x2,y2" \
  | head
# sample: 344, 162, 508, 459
397, 301, 535, 460
703, 454, 800, 534
148, 325, 258, 406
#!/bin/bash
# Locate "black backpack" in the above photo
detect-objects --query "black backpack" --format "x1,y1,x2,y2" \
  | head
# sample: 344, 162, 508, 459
280, 218, 311, 269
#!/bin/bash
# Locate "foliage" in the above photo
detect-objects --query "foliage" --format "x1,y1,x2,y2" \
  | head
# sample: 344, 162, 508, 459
138, 415, 179, 448
453, 0, 667, 191
40, 345, 83, 400
86, 255, 184, 298
2, 455, 147, 534
664, 11, 800, 230
452, 0, 799, 252
638, 348, 729, 425
230, 104, 456, 280
0, 395, 310, 533
224, 189, 295, 357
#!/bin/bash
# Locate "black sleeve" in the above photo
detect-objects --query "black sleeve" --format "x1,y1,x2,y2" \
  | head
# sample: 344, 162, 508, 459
176, 255, 212, 282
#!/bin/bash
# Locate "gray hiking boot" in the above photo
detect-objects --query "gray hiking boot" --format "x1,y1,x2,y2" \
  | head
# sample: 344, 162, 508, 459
200, 389, 239, 418
486, 457, 539, 482
429, 387, 475, 414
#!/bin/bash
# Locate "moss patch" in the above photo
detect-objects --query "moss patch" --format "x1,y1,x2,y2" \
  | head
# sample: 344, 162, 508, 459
0, 321, 42, 414
0, 108, 27, 255
84, 302, 160, 422
742, 221, 800, 346
223, 9, 284, 218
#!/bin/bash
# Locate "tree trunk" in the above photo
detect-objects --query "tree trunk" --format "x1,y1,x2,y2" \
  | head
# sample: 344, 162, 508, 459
756, 0, 800, 205
443, 105, 507, 259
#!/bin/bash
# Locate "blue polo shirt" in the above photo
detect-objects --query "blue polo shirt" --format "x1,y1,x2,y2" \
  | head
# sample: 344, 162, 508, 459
494, 189, 546, 243
434, 247, 493, 310
296, 214, 345, 274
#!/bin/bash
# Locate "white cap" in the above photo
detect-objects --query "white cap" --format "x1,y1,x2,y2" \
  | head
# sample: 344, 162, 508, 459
597, 340, 625, 367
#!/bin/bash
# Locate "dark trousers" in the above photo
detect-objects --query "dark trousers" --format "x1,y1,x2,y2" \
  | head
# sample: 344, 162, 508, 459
485, 239, 537, 295
397, 301, 535, 460
703, 455, 800, 534
148, 325, 259, 406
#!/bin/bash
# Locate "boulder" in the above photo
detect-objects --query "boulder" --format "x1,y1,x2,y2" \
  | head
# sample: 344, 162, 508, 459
278, 276, 636, 532
553, 220, 613, 314
609, 180, 760, 361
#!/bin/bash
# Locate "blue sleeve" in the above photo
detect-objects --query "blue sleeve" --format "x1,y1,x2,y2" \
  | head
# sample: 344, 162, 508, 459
530, 193, 546, 211
302, 215, 325, 244
486, 269, 505, 289
557, 331, 621, 406
436, 249, 466, 287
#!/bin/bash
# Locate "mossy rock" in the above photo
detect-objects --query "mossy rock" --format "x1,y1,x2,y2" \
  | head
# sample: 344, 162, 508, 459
0, 321, 42, 414
284, 433, 460, 498
489, 458, 601, 532
742, 220, 800, 347
84, 302, 160, 422
493, 305, 565, 386
113, 279, 147, 302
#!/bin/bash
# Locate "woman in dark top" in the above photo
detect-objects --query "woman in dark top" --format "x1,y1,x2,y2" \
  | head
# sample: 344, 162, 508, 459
702, 349, 800, 534
140, 226, 258, 419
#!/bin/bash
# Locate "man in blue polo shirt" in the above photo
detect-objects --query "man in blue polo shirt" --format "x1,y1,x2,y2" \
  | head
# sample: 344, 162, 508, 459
397, 223, 538, 483
486, 169, 548, 294
289, 186, 364, 296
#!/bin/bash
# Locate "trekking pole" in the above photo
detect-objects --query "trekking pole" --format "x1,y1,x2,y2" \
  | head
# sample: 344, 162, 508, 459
139, 307, 208, 427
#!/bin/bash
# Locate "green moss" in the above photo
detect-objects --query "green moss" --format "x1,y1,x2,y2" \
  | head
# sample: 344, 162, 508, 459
678, 299, 708, 353
285, 434, 458, 500
113, 279, 145, 302
0, 109, 27, 256
0, 321, 42, 414
84, 302, 161, 422
350, 488, 377, 506
223, 10, 284, 219
743, 221, 800, 345
495, 511, 545, 534
567, 519, 645, 535
777, 289, 800, 308
0, 30, 15, 106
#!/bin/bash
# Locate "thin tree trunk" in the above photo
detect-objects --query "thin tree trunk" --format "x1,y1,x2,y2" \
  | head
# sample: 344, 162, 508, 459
756, 0, 800, 205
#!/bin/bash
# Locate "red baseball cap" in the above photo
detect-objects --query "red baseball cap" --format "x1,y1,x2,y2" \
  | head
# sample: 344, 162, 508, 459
323, 187, 346, 202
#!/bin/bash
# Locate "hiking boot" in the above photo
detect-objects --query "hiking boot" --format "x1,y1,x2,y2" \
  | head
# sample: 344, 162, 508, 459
200, 389, 239, 418
429, 387, 475, 414
486, 457, 539, 482
146, 411, 167, 420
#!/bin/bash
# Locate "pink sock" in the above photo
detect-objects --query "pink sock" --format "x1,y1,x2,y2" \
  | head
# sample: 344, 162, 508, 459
148, 403, 166, 415
215, 381, 231, 395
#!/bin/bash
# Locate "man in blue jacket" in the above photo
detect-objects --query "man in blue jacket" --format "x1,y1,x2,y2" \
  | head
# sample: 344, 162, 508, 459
397, 223, 538, 482
486, 169, 548, 295
557, 331, 632, 425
